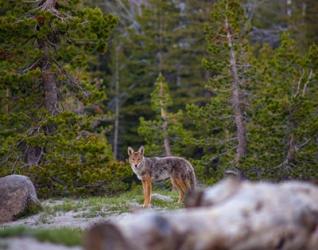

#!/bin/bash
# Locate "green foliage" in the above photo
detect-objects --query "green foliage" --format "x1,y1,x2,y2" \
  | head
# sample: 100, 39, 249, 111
251, 0, 318, 48
0, 0, 132, 196
138, 74, 190, 156
151, 73, 172, 112
1, 0, 317, 190
100, 0, 211, 158
179, 0, 250, 179
172, 1, 317, 181
0, 148, 130, 197
245, 33, 318, 179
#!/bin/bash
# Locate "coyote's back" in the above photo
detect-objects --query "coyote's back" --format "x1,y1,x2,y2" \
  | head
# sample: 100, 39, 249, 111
143, 156, 196, 190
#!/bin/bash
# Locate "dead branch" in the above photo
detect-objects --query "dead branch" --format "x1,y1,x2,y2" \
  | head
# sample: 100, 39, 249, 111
19, 58, 41, 74
52, 59, 89, 97
302, 70, 313, 97
294, 69, 305, 97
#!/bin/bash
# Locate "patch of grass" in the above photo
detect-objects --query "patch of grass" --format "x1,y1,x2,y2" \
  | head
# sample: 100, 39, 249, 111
34, 186, 182, 220
0, 226, 83, 246
85, 186, 181, 213
43, 199, 82, 215
152, 199, 182, 210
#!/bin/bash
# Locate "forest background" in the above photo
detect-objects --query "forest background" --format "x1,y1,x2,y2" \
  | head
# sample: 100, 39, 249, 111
0, 0, 317, 198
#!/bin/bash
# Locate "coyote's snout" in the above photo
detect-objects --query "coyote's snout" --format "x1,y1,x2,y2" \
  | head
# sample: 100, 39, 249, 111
128, 146, 196, 208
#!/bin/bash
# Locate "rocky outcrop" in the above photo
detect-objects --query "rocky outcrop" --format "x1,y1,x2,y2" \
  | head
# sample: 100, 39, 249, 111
0, 175, 41, 223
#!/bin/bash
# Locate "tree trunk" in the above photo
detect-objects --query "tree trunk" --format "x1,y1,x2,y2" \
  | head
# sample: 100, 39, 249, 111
38, 0, 59, 117
113, 46, 120, 159
286, 133, 296, 163
224, 16, 247, 165
85, 179, 318, 250
40, 36, 58, 138
41, 0, 57, 10
162, 114, 171, 156
159, 81, 171, 156
42, 67, 58, 116
23, 0, 59, 165
4, 88, 10, 113
157, 5, 163, 72
286, 0, 293, 16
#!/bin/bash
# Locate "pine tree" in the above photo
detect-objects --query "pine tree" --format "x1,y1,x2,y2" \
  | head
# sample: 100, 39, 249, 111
249, 0, 318, 48
138, 73, 188, 157
246, 33, 318, 180
183, 0, 251, 180
99, 0, 212, 159
0, 0, 129, 196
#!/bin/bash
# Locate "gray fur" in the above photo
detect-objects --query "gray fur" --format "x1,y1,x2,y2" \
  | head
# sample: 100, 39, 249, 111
131, 156, 196, 190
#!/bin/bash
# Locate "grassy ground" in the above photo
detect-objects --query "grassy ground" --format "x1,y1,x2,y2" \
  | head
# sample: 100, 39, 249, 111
41, 186, 181, 218
0, 226, 83, 247
0, 187, 181, 247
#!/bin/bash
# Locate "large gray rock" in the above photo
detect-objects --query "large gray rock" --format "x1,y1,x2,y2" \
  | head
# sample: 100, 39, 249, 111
0, 175, 41, 223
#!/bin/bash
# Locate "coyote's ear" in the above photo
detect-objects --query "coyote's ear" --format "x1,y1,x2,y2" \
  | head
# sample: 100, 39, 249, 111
138, 145, 144, 155
128, 147, 134, 156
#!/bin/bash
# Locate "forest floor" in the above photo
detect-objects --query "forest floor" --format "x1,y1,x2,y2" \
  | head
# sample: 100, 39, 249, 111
0, 188, 181, 250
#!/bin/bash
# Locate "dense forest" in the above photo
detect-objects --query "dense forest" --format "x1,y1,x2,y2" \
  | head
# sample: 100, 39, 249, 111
0, 0, 317, 197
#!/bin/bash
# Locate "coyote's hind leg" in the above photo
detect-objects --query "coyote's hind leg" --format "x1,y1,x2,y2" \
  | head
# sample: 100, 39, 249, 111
171, 178, 186, 203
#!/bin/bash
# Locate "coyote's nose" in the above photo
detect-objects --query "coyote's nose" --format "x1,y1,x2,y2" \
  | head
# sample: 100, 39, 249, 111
134, 164, 138, 168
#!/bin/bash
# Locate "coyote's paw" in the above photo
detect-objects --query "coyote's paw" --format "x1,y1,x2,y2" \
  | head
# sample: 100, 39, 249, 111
143, 203, 151, 208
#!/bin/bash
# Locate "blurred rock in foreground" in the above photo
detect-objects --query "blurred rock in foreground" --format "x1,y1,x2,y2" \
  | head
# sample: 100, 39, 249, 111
85, 179, 318, 250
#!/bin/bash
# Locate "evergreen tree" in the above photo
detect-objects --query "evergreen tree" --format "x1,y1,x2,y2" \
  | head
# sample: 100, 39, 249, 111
138, 74, 188, 157
99, 0, 212, 159
118, 0, 181, 156
182, 1, 317, 182
183, 0, 251, 180
246, 34, 318, 180
249, 0, 318, 48
0, 0, 129, 196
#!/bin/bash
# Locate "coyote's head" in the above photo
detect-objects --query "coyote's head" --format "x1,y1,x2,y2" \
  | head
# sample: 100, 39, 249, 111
128, 146, 144, 168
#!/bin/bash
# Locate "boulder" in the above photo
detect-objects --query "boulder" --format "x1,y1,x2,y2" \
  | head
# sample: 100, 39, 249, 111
0, 175, 41, 223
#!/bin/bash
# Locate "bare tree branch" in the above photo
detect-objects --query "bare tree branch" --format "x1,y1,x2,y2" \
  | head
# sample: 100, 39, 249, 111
302, 69, 313, 96
19, 58, 41, 74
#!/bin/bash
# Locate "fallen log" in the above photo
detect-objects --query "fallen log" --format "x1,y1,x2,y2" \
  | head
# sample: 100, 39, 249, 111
85, 179, 318, 250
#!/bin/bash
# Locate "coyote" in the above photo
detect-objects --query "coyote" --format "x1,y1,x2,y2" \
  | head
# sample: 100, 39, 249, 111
128, 146, 196, 208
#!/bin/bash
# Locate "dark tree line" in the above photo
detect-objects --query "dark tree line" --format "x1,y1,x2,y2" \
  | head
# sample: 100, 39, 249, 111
0, 0, 317, 196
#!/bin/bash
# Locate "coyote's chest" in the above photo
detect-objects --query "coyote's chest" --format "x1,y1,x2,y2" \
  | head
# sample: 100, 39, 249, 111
131, 165, 143, 180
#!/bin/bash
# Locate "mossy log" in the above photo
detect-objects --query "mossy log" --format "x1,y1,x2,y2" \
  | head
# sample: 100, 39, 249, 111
85, 179, 318, 250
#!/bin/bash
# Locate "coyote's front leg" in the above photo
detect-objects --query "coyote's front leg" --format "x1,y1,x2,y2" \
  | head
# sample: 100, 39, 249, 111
142, 177, 152, 208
